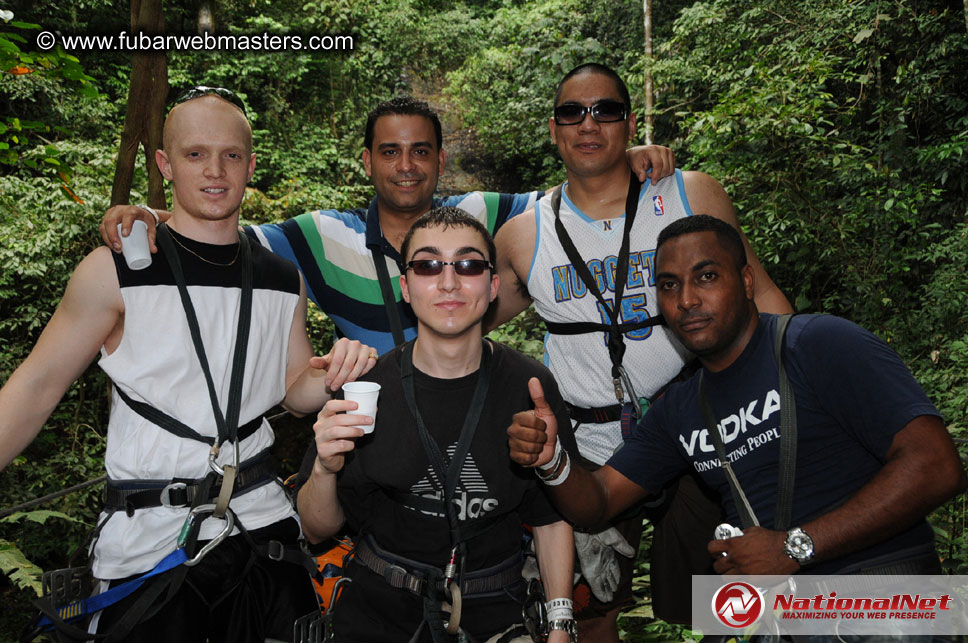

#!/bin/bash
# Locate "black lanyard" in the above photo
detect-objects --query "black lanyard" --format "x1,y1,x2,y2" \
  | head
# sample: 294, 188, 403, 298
547, 173, 663, 410
372, 246, 406, 347
399, 339, 492, 549
155, 224, 253, 448
697, 313, 798, 530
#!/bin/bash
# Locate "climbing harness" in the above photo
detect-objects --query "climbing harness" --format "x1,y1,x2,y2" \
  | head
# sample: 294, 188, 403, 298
25, 225, 268, 638
397, 338, 493, 640
542, 174, 664, 427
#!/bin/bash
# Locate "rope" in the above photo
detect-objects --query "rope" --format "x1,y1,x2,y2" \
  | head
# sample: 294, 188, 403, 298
0, 411, 300, 519
0, 475, 107, 519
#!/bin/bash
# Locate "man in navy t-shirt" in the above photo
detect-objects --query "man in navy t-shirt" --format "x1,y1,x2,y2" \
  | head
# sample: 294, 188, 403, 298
508, 213, 966, 576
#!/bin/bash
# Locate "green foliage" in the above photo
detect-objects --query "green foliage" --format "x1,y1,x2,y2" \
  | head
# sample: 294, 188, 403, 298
445, 0, 648, 189
2, 0, 968, 639
659, 1, 968, 334
907, 224, 968, 432
0, 13, 99, 184
0, 139, 115, 600
0, 511, 86, 596
487, 307, 546, 361
0, 538, 44, 596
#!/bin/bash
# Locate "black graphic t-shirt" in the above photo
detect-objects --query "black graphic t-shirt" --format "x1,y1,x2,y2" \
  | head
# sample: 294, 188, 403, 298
610, 313, 941, 574
337, 340, 577, 571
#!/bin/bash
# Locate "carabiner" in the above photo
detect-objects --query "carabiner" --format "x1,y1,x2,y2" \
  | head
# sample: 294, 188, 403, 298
208, 440, 240, 477
328, 576, 352, 613
208, 444, 224, 476
617, 366, 643, 419
445, 582, 462, 635
443, 546, 458, 585
177, 503, 234, 566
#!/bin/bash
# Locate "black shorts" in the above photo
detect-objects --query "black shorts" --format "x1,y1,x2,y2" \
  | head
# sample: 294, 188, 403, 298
93, 517, 318, 643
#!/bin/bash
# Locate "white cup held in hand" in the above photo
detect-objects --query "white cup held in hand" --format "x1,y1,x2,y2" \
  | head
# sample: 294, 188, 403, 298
118, 220, 151, 270
342, 381, 380, 433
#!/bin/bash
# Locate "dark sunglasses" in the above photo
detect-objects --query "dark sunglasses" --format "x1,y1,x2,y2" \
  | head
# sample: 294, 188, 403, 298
173, 86, 247, 115
553, 99, 628, 126
406, 259, 493, 276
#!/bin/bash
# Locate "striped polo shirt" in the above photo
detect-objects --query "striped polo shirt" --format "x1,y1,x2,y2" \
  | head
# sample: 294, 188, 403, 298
245, 191, 542, 354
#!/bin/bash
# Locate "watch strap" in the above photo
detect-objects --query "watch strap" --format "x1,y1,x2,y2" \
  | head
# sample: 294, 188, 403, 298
548, 618, 578, 642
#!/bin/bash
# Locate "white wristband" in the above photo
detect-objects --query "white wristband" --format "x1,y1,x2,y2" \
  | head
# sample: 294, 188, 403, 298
540, 450, 571, 487
136, 204, 160, 225
547, 607, 574, 622
537, 439, 562, 473
545, 597, 574, 622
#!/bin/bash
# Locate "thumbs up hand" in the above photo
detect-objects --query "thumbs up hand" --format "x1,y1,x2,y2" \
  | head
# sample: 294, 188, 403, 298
508, 377, 560, 468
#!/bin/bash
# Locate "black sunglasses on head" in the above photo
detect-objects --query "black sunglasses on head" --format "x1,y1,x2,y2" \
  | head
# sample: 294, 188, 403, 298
173, 86, 247, 115
553, 99, 628, 126
406, 259, 493, 276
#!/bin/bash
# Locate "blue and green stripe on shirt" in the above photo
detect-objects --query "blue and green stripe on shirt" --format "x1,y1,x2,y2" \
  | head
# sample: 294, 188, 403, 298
244, 191, 542, 355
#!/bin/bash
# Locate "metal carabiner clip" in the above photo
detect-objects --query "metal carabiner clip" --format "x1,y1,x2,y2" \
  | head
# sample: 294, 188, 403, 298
177, 503, 234, 566
617, 366, 643, 419
208, 440, 241, 476
208, 444, 224, 476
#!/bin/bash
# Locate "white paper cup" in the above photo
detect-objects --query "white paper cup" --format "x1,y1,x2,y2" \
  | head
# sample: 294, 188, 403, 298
342, 381, 380, 433
118, 220, 151, 270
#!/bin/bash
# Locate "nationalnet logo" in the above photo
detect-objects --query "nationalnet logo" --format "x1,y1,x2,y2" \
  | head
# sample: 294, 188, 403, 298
712, 581, 765, 628
773, 591, 952, 621
695, 575, 968, 636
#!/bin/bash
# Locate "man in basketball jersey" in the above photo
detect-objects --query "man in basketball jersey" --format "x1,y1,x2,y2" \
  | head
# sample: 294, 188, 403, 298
488, 63, 792, 639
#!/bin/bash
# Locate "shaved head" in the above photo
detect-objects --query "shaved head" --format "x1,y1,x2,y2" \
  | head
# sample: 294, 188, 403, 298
163, 95, 252, 153
155, 94, 256, 226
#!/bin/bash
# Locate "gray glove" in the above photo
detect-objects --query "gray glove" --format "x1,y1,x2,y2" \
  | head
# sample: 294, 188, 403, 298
574, 526, 636, 603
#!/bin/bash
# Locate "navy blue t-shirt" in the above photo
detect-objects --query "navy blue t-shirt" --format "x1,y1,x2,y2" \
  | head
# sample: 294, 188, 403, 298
609, 313, 941, 573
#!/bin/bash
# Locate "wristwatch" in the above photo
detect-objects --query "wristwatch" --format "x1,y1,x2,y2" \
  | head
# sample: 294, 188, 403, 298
784, 526, 815, 565
548, 618, 578, 642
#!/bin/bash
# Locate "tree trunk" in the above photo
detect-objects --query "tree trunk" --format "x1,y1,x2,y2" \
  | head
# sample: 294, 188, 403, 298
110, 0, 168, 208
643, 0, 654, 145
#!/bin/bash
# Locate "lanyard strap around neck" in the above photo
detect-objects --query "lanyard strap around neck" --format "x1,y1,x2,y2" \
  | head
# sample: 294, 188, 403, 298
696, 313, 798, 530
156, 224, 253, 447
400, 339, 492, 547
372, 246, 406, 347
698, 372, 759, 528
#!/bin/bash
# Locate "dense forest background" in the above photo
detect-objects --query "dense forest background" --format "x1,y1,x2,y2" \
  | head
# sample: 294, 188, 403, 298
1, 0, 967, 639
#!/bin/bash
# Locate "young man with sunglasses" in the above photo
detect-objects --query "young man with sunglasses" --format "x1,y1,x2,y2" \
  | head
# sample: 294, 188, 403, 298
0, 89, 375, 640
100, 96, 675, 356
487, 63, 793, 639
298, 207, 579, 642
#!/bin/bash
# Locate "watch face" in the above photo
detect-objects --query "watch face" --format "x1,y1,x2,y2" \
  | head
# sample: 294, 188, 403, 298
786, 529, 814, 562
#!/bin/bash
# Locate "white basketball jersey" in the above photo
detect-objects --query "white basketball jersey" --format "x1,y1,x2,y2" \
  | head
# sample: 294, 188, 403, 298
527, 169, 694, 465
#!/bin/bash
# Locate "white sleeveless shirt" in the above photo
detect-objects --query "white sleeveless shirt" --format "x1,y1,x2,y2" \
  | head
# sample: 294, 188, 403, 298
527, 170, 694, 464
94, 235, 300, 579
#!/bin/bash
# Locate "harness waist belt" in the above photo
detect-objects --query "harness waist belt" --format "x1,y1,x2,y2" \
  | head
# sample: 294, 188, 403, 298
565, 402, 621, 424
103, 449, 276, 514
565, 359, 700, 426
355, 536, 523, 598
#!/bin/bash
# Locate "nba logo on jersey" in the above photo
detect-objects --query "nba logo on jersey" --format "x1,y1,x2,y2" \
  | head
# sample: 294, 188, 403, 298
653, 195, 665, 216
